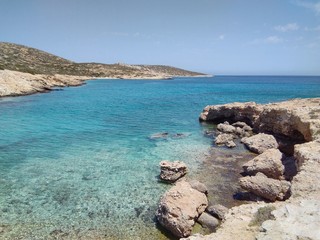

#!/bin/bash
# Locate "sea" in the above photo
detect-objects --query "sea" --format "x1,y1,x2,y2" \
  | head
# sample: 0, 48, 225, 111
0, 76, 319, 239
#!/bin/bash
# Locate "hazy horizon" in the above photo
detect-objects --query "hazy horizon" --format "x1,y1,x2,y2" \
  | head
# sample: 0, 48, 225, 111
1, 0, 320, 75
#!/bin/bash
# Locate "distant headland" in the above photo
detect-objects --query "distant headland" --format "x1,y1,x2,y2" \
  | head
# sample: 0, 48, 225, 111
0, 42, 207, 97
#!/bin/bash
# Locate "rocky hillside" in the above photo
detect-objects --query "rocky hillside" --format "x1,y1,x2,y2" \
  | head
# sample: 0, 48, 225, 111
0, 42, 204, 78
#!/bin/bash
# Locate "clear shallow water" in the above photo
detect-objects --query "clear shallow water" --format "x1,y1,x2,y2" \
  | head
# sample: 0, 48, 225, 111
0, 76, 320, 239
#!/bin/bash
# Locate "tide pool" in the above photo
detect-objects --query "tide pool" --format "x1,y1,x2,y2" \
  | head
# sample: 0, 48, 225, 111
0, 76, 319, 239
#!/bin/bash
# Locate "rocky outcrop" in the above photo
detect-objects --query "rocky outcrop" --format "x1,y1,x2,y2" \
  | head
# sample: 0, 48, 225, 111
257, 199, 320, 240
239, 173, 291, 201
242, 149, 284, 179
241, 133, 279, 154
159, 161, 187, 182
0, 70, 88, 97
156, 181, 208, 238
200, 98, 320, 142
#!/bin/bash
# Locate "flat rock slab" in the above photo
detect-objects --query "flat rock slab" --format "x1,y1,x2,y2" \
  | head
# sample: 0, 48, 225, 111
242, 133, 279, 154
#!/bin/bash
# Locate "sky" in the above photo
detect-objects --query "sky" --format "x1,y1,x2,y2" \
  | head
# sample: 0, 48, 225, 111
0, 0, 320, 75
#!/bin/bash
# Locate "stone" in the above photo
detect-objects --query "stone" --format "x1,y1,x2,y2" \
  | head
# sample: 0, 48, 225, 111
215, 133, 234, 146
257, 200, 320, 240
232, 121, 249, 128
200, 98, 320, 142
206, 204, 229, 220
241, 133, 279, 154
226, 140, 236, 148
217, 122, 236, 134
149, 132, 169, 140
239, 173, 291, 202
242, 149, 285, 179
197, 212, 219, 231
156, 181, 208, 238
159, 160, 187, 182
189, 180, 208, 194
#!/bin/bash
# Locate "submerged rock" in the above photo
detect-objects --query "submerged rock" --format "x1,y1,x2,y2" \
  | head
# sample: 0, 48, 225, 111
159, 160, 187, 182
206, 204, 229, 220
197, 212, 219, 231
241, 133, 279, 154
149, 132, 169, 140
242, 149, 285, 179
156, 181, 208, 238
239, 173, 291, 202
189, 180, 208, 195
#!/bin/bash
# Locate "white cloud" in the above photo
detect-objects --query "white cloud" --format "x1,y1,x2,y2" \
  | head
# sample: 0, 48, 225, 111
294, 0, 320, 14
250, 36, 284, 44
265, 36, 284, 44
274, 23, 299, 32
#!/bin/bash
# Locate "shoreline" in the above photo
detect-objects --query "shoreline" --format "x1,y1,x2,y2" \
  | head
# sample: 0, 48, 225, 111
0, 69, 209, 98
181, 98, 320, 239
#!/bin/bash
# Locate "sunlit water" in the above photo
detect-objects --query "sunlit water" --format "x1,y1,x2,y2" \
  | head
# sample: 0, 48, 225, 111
0, 76, 319, 239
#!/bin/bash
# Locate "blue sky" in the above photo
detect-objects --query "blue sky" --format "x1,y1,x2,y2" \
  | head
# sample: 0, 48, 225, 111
0, 0, 320, 75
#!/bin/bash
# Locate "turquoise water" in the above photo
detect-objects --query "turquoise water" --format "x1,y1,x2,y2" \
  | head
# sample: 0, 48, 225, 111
0, 76, 320, 239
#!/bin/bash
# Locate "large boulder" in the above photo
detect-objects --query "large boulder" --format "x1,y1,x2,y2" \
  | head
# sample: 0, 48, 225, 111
239, 173, 291, 201
241, 133, 279, 154
189, 180, 208, 195
156, 181, 208, 238
242, 149, 285, 179
159, 160, 187, 182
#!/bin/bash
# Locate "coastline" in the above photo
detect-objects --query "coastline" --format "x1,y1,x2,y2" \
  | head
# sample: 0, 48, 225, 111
0, 69, 208, 98
181, 98, 320, 240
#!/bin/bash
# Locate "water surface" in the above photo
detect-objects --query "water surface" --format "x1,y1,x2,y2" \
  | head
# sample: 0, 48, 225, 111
0, 76, 319, 239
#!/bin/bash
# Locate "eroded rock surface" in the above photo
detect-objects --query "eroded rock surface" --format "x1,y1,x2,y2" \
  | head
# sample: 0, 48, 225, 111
159, 160, 187, 182
241, 133, 279, 154
242, 149, 284, 179
239, 173, 291, 201
200, 98, 320, 141
156, 181, 208, 238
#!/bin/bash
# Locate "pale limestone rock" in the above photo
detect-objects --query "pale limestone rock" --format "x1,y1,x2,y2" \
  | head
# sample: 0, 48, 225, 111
215, 133, 234, 146
159, 160, 187, 182
197, 212, 219, 231
241, 133, 279, 154
217, 122, 236, 134
257, 200, 320, 240
239, 173, 291, 201
156, 181, 208, 238
242, 149, 284, 179
200, 98, 320, 141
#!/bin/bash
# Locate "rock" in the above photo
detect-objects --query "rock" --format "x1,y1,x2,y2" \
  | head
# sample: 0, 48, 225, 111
172, 133, 189, 139
197, 212, 219, 231
206, 204, 229, 220
215, 133, 234, 146
241, 133, 279, 154
242, 149, 285, 179
217, 122, 236, 134
239, 173, 291, 201
294, 140, 320, 171
159, 160, 187, 182
200, 98, 320, 142
257, 200, 320, 240
189, 180, 208, 194
232, 121, 249, 128
226, 140, 236, 148
156, 181, 208, 238
149, 132, 169, 140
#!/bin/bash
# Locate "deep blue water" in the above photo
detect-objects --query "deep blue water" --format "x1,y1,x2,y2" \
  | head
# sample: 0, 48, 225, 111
0, 76, 319, 239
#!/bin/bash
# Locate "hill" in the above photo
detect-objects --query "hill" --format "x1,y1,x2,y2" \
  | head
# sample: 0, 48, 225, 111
0, 42, 204, 78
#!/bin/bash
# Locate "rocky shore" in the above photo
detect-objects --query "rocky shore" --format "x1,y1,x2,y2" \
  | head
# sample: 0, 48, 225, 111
156, 98, 320, 240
